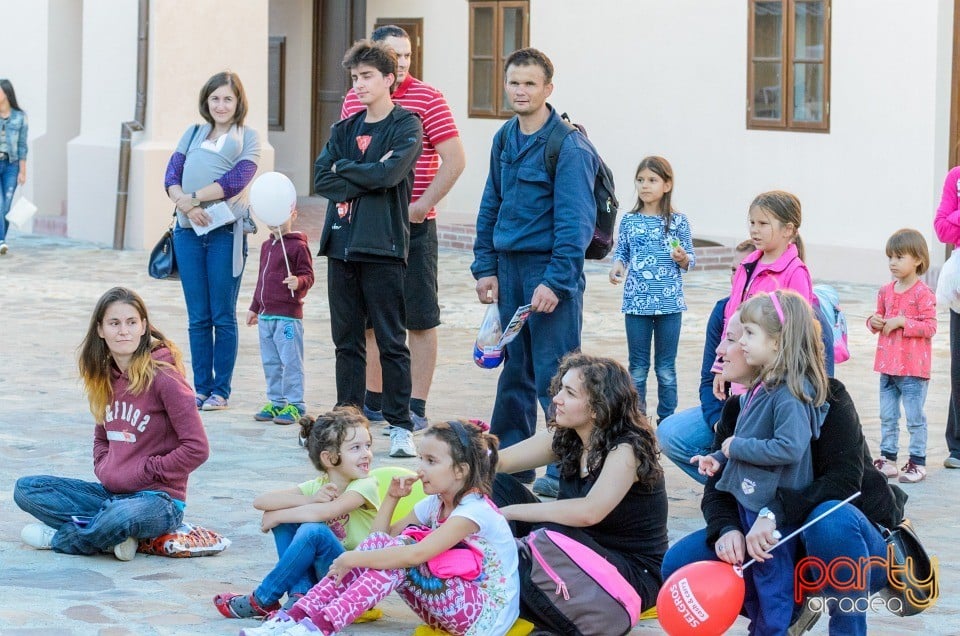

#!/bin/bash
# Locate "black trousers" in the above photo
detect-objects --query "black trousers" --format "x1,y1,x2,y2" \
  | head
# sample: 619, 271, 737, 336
327, 258, 412, 431
947, 310, 960, 458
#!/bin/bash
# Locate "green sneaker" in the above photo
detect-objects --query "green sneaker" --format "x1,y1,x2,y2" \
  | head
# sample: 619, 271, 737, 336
254, 403, 281, 422
273, 404, 303, 425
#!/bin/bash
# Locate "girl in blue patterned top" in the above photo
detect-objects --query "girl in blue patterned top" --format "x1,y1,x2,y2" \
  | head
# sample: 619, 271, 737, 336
609, 156, 695, 423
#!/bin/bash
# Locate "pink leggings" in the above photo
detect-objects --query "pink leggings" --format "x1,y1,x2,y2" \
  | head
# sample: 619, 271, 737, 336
288, 532, 488, 636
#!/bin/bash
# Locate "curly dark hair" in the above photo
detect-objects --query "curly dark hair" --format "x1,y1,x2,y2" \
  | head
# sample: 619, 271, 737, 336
424, 420, 499, 507
548, 353, 662, 488
305, 406, 370, 471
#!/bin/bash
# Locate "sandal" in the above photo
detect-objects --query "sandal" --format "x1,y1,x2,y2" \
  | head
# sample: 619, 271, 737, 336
213, 592, 279, 619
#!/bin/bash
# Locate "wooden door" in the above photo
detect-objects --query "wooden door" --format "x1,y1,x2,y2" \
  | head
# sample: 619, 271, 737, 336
310, 0, 366, 193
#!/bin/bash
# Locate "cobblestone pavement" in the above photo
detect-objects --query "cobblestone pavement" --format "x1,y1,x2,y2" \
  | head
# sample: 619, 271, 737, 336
0, 233, 956, 635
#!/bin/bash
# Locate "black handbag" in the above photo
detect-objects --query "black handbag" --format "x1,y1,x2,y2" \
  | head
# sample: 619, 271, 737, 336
876, 519, 939, 616
148, 218, 178, 280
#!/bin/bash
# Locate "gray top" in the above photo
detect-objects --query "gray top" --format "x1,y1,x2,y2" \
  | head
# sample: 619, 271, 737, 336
174, 123, 260, 277
714, 380, 829, 513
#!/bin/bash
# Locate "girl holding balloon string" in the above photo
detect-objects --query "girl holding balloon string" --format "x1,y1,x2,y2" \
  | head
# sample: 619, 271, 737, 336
692, 291, 829, 635
246, 200, 314, 425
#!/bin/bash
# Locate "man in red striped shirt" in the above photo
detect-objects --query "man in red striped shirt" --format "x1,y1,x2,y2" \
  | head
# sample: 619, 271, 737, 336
341, 25, 466, 431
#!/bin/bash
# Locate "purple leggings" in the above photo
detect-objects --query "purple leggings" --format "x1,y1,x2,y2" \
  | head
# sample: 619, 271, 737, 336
289, 532, 487, 636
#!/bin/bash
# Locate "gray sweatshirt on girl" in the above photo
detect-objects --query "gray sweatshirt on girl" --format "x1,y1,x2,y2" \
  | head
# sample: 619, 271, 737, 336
713, 380, 829, 513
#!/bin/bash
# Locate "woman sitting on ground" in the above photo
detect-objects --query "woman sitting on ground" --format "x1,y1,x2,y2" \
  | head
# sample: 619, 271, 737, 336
493, 352, 668, 609
14, 287, 210, 560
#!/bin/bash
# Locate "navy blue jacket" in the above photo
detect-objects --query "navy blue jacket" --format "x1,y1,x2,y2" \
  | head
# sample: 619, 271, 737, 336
471, 105, 598, 299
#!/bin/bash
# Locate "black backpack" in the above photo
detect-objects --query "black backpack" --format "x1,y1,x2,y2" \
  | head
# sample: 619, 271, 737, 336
497, 112, 619, 260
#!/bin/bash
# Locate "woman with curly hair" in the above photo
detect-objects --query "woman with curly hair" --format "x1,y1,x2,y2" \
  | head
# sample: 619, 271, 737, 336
494, 352, 668, 608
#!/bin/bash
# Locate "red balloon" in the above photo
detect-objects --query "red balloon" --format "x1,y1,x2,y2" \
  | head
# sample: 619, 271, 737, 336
657, 560, 746, 635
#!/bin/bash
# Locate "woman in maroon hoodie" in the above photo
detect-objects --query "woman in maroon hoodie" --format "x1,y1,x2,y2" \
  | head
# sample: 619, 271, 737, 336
14, 287, 210, 561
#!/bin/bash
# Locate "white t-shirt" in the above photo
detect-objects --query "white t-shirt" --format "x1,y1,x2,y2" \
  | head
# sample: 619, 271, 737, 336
414, 493, 520, 636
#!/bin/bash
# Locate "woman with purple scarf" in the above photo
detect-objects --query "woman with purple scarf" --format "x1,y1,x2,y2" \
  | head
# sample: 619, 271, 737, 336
164, 71, 261, 412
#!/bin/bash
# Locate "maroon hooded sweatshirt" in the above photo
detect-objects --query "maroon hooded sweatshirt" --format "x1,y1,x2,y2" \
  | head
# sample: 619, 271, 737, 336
93, 347, 209, 502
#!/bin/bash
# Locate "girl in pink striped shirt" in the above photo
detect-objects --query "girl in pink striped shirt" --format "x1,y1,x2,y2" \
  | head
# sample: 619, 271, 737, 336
867, 229, 937, 483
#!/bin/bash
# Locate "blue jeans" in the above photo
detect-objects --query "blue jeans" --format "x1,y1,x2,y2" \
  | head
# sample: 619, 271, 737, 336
258, 317, 306, 413
173, 224, 245, 399
255, 522, 345, 605
13, 475, 183, 555
0, 157, 20, 242
879, 374, 929, 464
662, 501, 888, 636
656, 406, 714, 484
625, 312, 681, 421
491, 253, 583, 481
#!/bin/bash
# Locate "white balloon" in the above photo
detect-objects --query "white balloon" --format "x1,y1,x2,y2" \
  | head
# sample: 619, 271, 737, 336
249, 171, 297, 226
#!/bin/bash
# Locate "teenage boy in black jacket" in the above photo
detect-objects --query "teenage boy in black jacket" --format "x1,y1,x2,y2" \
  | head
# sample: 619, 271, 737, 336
313, 40, 423, 458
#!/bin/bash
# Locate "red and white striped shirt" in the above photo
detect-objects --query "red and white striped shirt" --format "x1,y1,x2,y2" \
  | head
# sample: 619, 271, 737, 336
341, 75, 459, 220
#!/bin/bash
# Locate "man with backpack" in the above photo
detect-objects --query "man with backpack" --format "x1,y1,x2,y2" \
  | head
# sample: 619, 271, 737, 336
471, 48, 599, 493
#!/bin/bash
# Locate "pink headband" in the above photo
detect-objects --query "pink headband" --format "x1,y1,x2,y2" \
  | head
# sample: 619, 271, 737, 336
769, 291, 785, 324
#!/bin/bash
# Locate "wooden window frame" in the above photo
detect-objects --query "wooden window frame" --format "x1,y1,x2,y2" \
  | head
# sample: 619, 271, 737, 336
747, 0, 831, 132
468, 0, 530, 119
268, 36, 286, 131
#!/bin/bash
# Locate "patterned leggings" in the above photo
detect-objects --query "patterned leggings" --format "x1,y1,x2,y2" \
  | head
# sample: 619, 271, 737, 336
288, 532, 488, 636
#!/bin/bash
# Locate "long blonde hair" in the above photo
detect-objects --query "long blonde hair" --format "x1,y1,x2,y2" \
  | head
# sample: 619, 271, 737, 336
78, 287, 184, 423
738, 289, 828, 405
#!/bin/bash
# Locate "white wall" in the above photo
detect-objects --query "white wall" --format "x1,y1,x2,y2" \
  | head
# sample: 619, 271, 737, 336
268, 0, 314, 193
67, 0, 138, 245
0, 0, 81, 227
127, 0, 275, 251
371, 0, 955, 283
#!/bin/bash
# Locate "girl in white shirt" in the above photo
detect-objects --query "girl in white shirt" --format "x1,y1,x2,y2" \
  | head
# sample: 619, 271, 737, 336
243, 420, 519, 636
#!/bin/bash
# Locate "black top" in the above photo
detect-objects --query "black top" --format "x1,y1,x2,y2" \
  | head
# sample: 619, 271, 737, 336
314, 105, 423, 262
559, 443, 669, 582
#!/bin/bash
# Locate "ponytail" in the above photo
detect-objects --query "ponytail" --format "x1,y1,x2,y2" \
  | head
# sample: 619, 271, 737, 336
426, 420, 500, 506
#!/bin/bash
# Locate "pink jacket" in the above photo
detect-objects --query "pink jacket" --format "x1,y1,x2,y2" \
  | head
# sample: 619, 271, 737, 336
723, 244, 814, 323
935, 166, 960, 246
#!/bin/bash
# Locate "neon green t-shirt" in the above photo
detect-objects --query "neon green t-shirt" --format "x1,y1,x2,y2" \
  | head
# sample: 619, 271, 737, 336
298, 475, 380, 549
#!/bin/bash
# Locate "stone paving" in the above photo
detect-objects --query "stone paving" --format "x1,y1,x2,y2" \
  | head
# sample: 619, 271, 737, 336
0, 231, 957, 635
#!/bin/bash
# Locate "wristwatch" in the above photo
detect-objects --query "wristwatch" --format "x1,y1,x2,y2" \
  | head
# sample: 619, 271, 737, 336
190, 192, 201, 207
758, 507, 777, 526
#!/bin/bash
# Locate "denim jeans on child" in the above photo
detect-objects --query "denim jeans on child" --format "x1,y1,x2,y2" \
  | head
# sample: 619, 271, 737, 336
879, 373, 929, 463
0, 157, 20, 242
173, 224, 245, 400
625, 312, 682, 421
258, 317, 306, 413
661, 501, 888, 636
255, 522, 345, 605
656, 406, 715, 484
13, 475, 183, 555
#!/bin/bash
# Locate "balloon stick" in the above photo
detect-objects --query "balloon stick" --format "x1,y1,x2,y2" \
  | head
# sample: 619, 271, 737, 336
278, 231, 295, 298
741, 491, 861, 571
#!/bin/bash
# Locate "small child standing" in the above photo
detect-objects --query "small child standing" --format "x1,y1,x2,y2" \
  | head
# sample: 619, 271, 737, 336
214, 407, 380, 619
609, 156, 695, 422
694, 290, 830, 635
868, 228, 937, 483
247, 208, 314, 425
